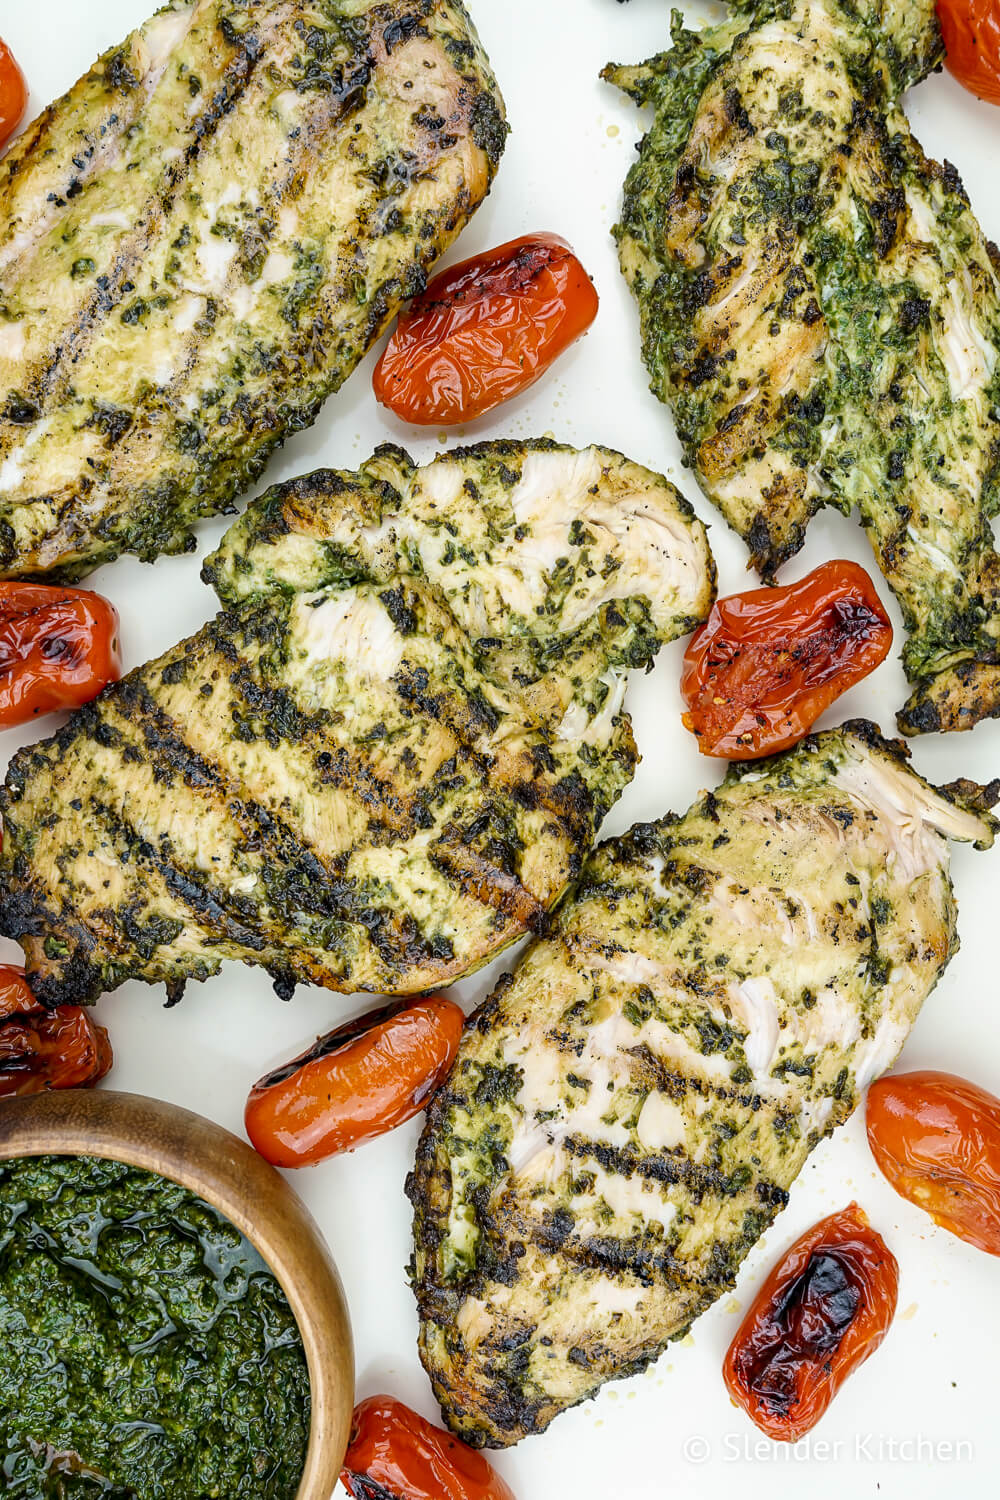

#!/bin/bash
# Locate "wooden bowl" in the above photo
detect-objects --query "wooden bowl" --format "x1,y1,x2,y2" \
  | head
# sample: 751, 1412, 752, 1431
0, 1088, 354, 1499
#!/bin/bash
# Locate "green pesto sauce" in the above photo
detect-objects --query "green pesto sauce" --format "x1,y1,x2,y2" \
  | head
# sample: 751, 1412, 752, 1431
0, 1155, 310, 1499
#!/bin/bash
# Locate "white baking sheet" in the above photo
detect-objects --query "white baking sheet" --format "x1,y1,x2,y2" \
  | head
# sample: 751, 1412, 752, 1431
3, 2, 999, 1496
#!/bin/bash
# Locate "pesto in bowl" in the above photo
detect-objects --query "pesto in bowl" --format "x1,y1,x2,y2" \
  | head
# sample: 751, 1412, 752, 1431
0, 1154, 311, 1498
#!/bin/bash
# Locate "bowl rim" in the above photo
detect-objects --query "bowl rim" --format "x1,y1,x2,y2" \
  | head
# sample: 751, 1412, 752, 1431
0, 1087, 354, 1500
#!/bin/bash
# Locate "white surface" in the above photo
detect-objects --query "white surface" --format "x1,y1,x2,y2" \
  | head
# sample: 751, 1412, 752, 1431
3, 3, 1000, 1497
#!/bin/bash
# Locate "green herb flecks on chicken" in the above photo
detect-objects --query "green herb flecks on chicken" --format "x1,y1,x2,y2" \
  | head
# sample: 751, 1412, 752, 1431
606, 0, 1000, 735
0, 0, 506, 581
0, 440, 714, 1006
410, 722, 996, 1447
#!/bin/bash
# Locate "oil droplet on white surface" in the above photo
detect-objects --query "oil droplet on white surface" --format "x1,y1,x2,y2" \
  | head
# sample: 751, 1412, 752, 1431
901, 1302, 919, 1321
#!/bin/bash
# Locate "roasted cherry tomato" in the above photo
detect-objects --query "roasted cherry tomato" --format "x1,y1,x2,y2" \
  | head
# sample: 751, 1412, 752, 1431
938, 0, 1000, 105
681, 559, 892, 759
0, 39, 27, 154
373, 233, 599, 425
0, 965, 113, 1096
0, 582, 122, 728
724, 1203, 899, 1441
867, 1070, 1000, 1255
245, 993, 465, 1167
341, 1395, 516, 1500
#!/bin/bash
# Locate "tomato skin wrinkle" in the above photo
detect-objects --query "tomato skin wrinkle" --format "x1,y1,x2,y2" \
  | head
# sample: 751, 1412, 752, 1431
0, 39, 27, 155
867, 1070, 1000, 1255
0, 964, 113, 1096
0, 583, 122, 729
938, 0, 1000, 104
723, 1203, 898, 1442
373, 233, 599, 425
681, 559, 892, 759
244, 993, 465, 1167
341, 1396, 517, 1500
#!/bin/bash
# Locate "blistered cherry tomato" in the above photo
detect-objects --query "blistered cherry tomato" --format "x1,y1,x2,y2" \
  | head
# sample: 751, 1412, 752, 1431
0, 39, 27, 153
0, 583, 122, 728
724, 1204, 898, 1441
938, 0, 1000, 105
341, 1395, 516, 1500
867, 1070, 1000, 1255
245, 993, 465, 1167
0, 964, 113, 1096
681, 559, 892, 758
373, 233, 599, 425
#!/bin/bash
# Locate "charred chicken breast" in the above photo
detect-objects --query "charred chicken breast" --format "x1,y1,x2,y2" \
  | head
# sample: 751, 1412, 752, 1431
0, 440, 714, 1005
0, 0, 505, 580
411, 722, 996, 1445
608, 0, 1000, 734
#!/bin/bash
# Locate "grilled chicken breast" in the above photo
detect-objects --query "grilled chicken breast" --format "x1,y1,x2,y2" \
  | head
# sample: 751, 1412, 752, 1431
607, 0, 1000, 735
0, 0, 505, 581
410, 722, 996, 1446
0, 440, 714, 1006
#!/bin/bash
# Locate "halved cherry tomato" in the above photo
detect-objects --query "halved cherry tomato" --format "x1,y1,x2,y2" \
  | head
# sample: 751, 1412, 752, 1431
0, 583, 122, 728
867, 1070, 1000, 1255
938, 0, 1000, 105
724, 1204, 898, 1441
0, 964, 113, 1096
681, 559, 892, 758
341, 1395, 516, 1500
0, 39, 27, 154
373, 233, 599, 425
245, 993, 465, 1167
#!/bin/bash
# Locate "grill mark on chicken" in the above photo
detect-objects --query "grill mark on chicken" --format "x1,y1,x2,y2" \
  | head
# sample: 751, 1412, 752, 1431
109, 684, 402, 895
0, 0, 506, 580
314, 743, 419, 838
410, 721, 996, 1446
0, 441, 714, 1004
558, 1135, 787, 1206
99, 685, 505, 974
138, 632, 439, 852
89, 796, 270, 953
14, 36, 261, 418
608, 0, 1000, 735
126, 649, 413, 844
90, 771, 463, 982
430, 831, 548, 933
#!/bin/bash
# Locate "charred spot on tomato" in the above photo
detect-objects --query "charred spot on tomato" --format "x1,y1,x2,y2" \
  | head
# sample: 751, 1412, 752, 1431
39, 635, 81, 665
342, 1476, 399, 1500
829, 597, 885, 639
738, 1250, 861, 1413
725, 1204, 898, 1439
256, 999, 409, 1089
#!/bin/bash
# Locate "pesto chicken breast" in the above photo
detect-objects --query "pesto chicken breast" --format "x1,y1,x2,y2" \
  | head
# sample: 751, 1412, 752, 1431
0, 440, 714, 1006
410, 722, 996, 1446
0, 0, 505, 580
608, 0, 1000, 734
